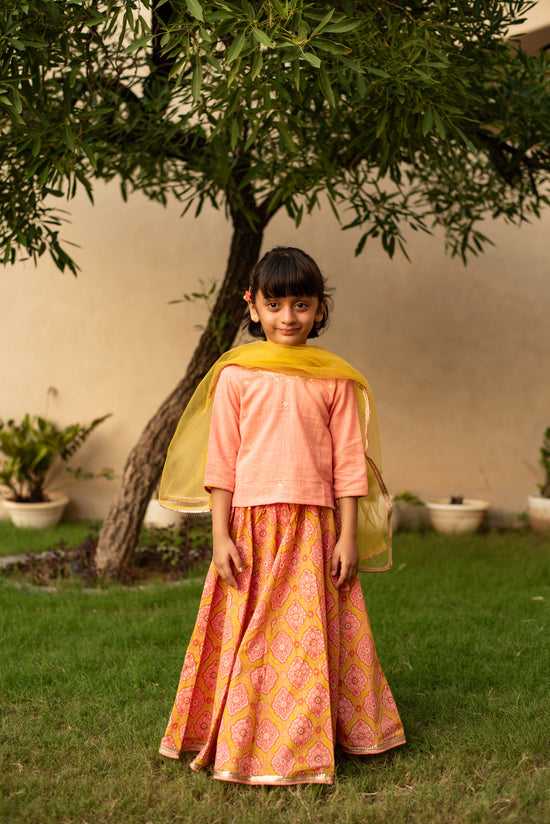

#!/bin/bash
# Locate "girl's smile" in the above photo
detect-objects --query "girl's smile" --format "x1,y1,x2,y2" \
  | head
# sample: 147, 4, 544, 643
249, 290, 326, 346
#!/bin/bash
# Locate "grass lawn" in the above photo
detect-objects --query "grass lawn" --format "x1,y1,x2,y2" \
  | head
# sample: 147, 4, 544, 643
1, 529, 549, 823
0, 520, 96, 558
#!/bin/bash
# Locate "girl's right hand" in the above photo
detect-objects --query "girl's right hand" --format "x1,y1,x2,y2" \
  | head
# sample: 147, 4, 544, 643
212, 537, 243, 589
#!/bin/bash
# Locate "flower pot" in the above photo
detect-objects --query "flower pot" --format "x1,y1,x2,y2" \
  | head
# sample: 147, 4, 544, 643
144, 498, 181, 529
2, 492, 69, 529
425, 499, 489, 534
527, 495, 550, 532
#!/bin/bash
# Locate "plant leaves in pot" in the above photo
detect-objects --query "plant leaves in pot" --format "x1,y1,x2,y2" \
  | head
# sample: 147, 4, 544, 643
0, 413, 112, 528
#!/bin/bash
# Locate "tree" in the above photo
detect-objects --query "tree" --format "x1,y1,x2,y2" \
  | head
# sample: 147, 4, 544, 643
1, 1, 550, 577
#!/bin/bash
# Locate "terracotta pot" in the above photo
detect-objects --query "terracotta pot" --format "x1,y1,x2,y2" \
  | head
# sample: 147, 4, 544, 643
425, 499, 489, 534
2, 492, 69, 529
527, 495, 550, 532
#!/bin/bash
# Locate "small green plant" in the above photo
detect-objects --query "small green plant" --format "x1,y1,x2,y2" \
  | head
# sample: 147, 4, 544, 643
169, 280, 235, 354
538, 427, 550, 498
393, 491, 425, 507
0, 414, 112, 503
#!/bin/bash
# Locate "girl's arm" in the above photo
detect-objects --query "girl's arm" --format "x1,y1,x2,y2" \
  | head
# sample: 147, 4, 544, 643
331, 496, 360, 589
211, 487, 243, 589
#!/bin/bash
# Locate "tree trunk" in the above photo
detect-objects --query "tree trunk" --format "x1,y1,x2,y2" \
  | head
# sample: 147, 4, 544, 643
93, 211, 267, 578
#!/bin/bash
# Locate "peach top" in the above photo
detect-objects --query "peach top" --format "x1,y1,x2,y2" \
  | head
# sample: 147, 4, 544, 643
204, 365, 368, 508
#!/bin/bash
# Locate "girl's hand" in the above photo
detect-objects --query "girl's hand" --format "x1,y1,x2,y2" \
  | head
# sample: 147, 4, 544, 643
212, 536, 243, 589
210, 487, 242, 589
332, 497, 360, 590
331, 536, 359, 589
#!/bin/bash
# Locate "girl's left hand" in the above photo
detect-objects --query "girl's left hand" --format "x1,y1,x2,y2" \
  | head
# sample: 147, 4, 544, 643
331, 537, 359, 589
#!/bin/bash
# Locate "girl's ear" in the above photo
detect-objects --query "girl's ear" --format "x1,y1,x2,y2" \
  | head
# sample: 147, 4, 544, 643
249, 303, 260, 323
315, 298, 326, 322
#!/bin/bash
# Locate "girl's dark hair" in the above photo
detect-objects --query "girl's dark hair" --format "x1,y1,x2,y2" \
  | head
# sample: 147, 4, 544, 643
243, 246, 333, 339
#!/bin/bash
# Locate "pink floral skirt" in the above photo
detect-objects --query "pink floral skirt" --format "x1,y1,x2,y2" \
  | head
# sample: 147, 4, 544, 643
159, 504, 405, 785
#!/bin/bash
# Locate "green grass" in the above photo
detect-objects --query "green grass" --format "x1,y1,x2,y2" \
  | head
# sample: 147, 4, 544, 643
0, 519, 96, 557
1, 529, 549, 823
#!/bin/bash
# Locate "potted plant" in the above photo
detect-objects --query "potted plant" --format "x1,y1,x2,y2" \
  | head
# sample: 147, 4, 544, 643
425, 495, 489, 534
392, 491, 426, 531
0, 413, 112, 528
527, 427, 550, 532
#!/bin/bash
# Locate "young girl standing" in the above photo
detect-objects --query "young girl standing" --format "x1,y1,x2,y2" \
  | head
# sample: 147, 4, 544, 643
158, 247, 405, 785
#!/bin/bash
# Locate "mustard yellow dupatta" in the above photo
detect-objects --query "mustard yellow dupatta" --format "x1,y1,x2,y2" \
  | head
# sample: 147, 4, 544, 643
159, 341, 393, 572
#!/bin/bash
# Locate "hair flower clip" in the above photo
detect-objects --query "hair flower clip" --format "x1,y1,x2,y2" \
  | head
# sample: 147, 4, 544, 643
243, 288, 252, 305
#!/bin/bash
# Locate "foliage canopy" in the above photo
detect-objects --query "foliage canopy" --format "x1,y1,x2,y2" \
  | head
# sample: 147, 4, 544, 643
1, 0, 550, 273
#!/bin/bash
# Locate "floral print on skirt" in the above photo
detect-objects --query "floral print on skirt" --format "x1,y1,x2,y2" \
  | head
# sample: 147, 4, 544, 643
159, 504, 405, 785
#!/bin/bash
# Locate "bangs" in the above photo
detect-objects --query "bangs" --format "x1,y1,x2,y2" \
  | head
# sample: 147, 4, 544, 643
257, 251, 324, 300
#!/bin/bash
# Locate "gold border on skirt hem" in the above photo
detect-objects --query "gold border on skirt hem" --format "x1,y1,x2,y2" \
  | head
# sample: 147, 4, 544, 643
340, 734, 406, 755
158, 744, 201, 759
211, 769, 334, 786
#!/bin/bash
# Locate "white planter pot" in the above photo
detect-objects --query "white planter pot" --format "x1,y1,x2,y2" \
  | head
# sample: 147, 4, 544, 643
144, 498, 181, 529
2, 492, 69, 529
426, 499, 489, 534
527, 495, 550, 532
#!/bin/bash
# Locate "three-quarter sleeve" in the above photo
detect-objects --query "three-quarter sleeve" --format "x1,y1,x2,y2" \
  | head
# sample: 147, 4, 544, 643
330, 379, 369, 499
204, 368, 241, 493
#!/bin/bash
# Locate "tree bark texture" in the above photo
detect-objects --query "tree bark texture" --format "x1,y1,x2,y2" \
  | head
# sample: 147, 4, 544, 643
93, 212, 267, 578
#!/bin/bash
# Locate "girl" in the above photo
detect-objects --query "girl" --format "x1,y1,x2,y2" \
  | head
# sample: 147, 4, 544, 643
158, 247, 405, 785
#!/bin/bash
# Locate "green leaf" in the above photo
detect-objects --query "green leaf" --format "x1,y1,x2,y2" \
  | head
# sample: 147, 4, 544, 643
227, 32, 246, 64
251, 51, 263, 80
230, 118, 239, 151
192, 60, 202, 101
452, 125, 476, 153
252, 28, 273, 48
365, 66, 391, 79
376, 110, 388, 138
227, 59, 241, 86
293, 59, 300, 91
86, 14, 108, 27
8, 38, 26, 51
125, 36, 151, 54
314, 39, 351, 56
324, 19, 362, 34
10, 88, 23, 114
422, 108, 433, 136
276, 120, 296, 153
37, 166, 50, 187
311, 9, 334, 36
302, 51, 321, 69
433, 109, 446, 138
81, 141, 97, 170
186, 0, 204, 21
319, 64, 335, 109
62, 125, 75, 151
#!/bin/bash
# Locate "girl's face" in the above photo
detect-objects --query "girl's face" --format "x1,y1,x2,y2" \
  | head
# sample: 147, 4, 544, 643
249, 289, 325, 346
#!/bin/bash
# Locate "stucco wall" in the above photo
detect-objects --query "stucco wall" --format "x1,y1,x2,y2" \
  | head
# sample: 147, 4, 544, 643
2, 6, 550, 524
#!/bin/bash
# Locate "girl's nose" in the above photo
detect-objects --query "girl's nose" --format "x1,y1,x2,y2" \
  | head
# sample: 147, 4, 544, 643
281, 305, 296, 324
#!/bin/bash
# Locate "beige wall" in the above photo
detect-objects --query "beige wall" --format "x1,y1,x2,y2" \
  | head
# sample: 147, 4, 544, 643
2, 6, 550, 524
